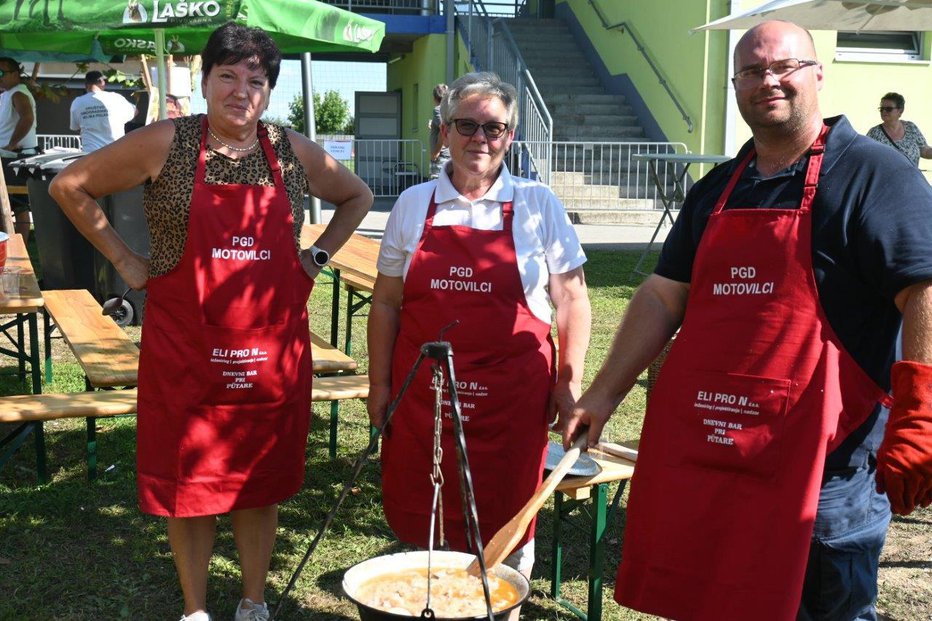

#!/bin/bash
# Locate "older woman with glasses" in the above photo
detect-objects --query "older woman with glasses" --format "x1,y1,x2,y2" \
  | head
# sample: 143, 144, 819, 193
367, 71, 591, 612
867, 92, 932, 167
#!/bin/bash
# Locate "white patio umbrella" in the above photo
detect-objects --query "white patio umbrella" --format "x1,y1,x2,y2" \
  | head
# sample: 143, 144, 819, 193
695, 0, 932, 31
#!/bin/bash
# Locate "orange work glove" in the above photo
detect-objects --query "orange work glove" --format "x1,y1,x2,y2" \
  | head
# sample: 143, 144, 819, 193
876, 360, 932, 515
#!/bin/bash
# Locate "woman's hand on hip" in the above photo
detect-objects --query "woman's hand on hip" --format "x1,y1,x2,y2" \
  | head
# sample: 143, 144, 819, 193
114, 251, 150, 291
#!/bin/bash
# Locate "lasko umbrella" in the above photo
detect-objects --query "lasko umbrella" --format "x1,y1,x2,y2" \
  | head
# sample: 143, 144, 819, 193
0, 0, 385, 117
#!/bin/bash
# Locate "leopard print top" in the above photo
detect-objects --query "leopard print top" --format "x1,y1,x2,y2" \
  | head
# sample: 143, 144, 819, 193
144, 114, 308, 276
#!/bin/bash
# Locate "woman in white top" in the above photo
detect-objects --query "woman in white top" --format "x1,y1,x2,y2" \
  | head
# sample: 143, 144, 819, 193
368, 72, 591, 621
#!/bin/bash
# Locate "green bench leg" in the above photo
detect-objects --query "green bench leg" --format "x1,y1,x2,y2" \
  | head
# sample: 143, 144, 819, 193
550, 482, 612, 621
330, 268, 341, 347
29, 313, 40, 395
345, 285, 354, 356
329, 400, 339, 459
43, 310, 53, 383
87, 417, 98, 481
588, 483, 609, 621
551, 491, 565, 599
16, 313, 25, 383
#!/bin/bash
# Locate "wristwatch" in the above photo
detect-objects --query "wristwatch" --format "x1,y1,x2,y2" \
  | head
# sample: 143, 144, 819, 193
309, 244, 330, 268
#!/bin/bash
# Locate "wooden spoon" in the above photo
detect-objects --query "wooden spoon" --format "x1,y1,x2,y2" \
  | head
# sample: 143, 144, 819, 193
467, 433, 589, 575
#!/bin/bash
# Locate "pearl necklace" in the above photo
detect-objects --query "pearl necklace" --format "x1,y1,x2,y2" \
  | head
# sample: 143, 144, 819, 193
207, 126, 259, 152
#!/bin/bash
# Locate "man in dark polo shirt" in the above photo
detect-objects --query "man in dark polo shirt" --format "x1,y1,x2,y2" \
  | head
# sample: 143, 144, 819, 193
563, 20, 932, 621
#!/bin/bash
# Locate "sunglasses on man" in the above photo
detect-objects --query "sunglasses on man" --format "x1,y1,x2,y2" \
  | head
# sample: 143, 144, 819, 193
878, 106, 901, 113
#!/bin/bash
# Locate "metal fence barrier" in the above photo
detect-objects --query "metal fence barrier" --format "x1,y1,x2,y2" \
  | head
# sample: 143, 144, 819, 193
320, 135, 690, 206
38, 134, 82, 151
508, 140, 688, 210
352, 138, 428, 198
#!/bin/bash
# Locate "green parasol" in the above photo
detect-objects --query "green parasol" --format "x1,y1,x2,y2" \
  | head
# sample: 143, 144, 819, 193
0, 0, 384, 116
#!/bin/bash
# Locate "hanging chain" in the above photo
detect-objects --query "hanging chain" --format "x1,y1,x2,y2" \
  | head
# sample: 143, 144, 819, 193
430, 363, 446, 546
423, 362, 447, 619
430, 365, 446, 545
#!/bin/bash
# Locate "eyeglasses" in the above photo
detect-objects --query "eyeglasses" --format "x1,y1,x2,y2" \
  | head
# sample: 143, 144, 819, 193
878, 106, 901, 113
732, 58, 819, 88
0, 70, 6, 78
450, 119, 510, 139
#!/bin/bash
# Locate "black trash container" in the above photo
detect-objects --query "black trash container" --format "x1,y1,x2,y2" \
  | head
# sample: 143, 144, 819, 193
95, 186, 149, 326
12, 150, 97, 292
13, 151, 150, 326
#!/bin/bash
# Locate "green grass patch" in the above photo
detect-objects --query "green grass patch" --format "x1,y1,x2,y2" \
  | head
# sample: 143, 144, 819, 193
0, 249, 927, 620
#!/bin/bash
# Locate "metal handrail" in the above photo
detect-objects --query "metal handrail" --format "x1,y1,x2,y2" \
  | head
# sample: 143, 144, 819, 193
328, 0, 526, 16
498, 22, 552, 133
588, 0, 694, 133
454, 3, 553, 183
522, 68, 552, 133
470, 1, 527, 17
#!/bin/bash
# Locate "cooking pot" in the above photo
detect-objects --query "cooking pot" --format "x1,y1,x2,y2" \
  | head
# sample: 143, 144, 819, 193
342, 550, 530, 620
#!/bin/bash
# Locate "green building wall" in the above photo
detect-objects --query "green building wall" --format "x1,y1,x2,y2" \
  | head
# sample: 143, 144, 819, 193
389, 1, 932, 180
556, 0, 932, 179
385, 34, 474, 158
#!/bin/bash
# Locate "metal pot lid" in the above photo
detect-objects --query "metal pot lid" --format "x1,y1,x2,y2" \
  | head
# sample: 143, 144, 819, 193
544, 440, 601, 477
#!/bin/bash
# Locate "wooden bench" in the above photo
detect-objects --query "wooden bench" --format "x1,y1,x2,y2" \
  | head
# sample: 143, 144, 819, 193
0, 388, 138, 481
311, 331, 358, 374
0, 376, 369, 423
0, 389, 139, 424
44, 290, 357, 381
336, 270, 376, 357
37, 289, 366, 473
0, 375, 369, 481
43, 289, 139, 389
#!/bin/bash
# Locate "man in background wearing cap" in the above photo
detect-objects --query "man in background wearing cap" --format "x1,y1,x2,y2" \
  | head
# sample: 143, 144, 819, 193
70, 71, 136, 152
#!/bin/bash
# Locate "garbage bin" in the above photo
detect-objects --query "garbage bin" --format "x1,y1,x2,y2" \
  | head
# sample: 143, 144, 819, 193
95, 185, 148, 326
11, 150, 97, 293
12, 150, 150, 326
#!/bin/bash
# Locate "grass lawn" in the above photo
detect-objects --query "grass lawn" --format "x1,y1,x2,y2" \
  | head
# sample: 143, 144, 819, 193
0, 248, 929, 620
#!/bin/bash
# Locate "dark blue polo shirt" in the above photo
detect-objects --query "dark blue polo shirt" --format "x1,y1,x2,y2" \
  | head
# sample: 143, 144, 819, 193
656, 115, 932, 470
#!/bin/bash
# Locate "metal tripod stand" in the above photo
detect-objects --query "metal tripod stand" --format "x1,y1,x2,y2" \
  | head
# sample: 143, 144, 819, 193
272, 335, 496, 621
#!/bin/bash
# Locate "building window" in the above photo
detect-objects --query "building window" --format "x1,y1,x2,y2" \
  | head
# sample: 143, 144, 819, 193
836, 31, 922, 62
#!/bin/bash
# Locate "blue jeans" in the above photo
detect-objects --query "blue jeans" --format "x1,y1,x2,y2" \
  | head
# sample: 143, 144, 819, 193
797, 461, 890, 621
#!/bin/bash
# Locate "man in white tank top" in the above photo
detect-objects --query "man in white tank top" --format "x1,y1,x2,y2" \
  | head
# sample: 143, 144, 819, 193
0, 57, 38, 238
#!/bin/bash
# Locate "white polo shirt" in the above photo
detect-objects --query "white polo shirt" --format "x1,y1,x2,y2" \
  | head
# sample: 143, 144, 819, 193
70, 90, 136, 152
377, 164, 586, 323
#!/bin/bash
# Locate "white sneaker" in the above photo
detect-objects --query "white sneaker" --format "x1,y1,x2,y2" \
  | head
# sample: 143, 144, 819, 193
180, 612, 212, 621
234, 598, 270, 621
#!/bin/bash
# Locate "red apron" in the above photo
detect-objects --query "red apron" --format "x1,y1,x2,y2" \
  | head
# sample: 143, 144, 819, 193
615, 126, 892, 620
381, 192, 555, 551
136, 118, 314, 517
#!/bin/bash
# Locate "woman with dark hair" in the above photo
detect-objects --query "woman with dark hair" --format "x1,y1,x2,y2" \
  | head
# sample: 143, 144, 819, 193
50, 22, 372, 621
867, 92, 932, 167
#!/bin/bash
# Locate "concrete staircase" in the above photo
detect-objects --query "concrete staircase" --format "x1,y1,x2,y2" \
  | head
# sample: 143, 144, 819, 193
505, 18, 663, 224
